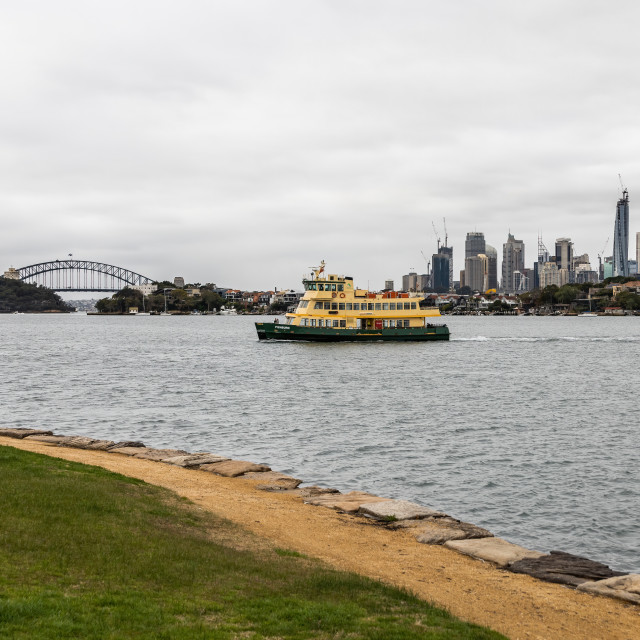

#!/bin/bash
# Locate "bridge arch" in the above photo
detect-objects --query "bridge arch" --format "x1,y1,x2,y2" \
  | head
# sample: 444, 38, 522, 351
16, 259, 156, 292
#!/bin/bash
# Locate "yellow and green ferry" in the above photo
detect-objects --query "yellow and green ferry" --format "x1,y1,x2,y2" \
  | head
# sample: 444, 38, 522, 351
256, 263, 449, 342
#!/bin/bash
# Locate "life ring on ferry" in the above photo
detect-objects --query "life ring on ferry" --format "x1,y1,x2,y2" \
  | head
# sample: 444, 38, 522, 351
339, 293, 345, 298
332, 292, 337, 298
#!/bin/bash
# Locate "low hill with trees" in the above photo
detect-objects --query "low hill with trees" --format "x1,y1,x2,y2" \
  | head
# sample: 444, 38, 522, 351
96, 286, 226, 314
0, 277, 73, 313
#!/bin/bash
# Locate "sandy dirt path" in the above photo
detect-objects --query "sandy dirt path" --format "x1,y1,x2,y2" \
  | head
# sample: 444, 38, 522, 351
3, 437, 638, 640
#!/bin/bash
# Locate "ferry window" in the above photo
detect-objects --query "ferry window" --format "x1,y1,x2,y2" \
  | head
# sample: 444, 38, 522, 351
411, 302, 416, 309
317, 283, 324, 291
318, 319, 323, 327
337, 284, 344, 291
339, 320, 346, 327
375, 303, 381, 310
346, 303, 352, 310
368, 303, 374, 311
315, 302, 323, 309
333, 319, 339, 327
330, 284, 337, 291
389, 303, 396, 310
310, 283, 317, 290
404, 302, 410, 310
353, 303, 359, 310
311, 319, 316, 327
324, 302, 331, 310
382, 303, 389, 310
404, 320, 410, 327
331, 303, 338, 310
338, 303, 345, 310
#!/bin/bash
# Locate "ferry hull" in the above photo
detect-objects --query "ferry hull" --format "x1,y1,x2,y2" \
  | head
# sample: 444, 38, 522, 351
255, 322, 449, 342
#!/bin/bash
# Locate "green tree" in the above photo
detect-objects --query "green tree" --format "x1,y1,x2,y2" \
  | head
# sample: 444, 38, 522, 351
617, 290, 640, 310
538, 285, 558, 305
199, 291, 225, 312
555, 285, 579, 305
268, 300, 288, 313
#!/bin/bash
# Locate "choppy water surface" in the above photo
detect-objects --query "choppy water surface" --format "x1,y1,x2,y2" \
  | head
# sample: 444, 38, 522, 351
2, 314, 638, 572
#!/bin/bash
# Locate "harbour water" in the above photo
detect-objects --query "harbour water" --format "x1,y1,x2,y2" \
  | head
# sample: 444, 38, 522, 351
2, 314, 638, 572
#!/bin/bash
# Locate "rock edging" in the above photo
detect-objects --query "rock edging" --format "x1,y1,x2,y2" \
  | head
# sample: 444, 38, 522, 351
1, 427, 637, 607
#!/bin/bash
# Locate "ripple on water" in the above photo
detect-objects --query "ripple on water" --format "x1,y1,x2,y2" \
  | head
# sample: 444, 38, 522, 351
1, 314, 639, 572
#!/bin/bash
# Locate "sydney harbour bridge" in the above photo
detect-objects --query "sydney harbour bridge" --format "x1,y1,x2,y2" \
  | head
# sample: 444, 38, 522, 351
9, 259, 156, 292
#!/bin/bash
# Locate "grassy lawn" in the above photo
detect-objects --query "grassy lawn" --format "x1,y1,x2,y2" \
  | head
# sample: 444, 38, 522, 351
0, 446, 505, 639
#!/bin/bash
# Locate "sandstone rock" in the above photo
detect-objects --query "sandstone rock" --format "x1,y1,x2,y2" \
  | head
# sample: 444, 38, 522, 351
163, 454, 230, 468
107, 441, 145, 450
577, 574, 640, 604
133, 448, 189, 461
199, 460, 271, 477
243, 471, 303, 491
84, 440, 116, 450
293, 486, 341, 498
508, 551, 626, 587
305, 491, 392, 513
359, 499, 446, 521
24, 435, 66, 444
0, 428, 53, 439
444, 537, 546, 567
57, 436, 97, 449
392, 517, 493, 544
109, 446, 149, 456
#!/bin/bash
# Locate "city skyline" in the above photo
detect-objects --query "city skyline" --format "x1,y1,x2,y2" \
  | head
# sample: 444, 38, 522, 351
13, 207, 637, 299
2, 2, 640, 292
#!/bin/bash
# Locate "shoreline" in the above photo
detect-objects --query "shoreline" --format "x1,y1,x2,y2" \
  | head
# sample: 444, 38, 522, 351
2, 434, 638, 639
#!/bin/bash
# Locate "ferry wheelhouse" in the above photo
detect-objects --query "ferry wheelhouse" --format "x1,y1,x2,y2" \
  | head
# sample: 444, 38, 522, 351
256, 263, 449, 342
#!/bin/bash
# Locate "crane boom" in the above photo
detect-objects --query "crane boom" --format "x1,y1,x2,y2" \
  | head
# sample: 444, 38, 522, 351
431, 221, 441, 251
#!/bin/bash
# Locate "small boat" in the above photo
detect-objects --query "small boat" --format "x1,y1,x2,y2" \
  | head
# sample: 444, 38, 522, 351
578, 312, 598, 317
256, 262, 449, 342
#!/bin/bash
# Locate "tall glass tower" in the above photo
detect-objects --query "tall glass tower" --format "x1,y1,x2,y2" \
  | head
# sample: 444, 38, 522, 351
612, 189, 629, 277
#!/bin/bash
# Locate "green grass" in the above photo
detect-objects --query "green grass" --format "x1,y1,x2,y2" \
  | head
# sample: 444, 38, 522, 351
0, 446, 505, 639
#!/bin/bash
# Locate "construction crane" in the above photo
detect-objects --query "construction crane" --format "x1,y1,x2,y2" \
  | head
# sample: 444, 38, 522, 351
598, 236, 610, 280
431, 222, 441, 252
420, 250, 431, 274
619, 173, 626, 192
442, 217, 449, 248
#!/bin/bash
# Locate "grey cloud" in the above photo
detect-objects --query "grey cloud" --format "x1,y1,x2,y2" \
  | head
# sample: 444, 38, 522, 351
2, 1, 640, 290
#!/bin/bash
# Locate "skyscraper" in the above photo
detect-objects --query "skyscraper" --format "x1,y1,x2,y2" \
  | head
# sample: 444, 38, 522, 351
612, 189, 629, 277
465, 232, 486, 259
555, 238, 574, 272
502, 233, 525, 293
431, 253, 450, 292
485, 244, 498, 290
402, 272, 417, 292
465, 254, 488, 292
439, 245, 453, 290
533, 234, 549, 289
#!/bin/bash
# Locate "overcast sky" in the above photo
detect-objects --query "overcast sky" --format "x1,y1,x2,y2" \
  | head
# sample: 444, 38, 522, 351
2, 1, 640, 292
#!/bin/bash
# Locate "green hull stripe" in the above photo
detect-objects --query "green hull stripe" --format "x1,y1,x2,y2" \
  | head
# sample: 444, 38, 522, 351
255, 322, 449, 342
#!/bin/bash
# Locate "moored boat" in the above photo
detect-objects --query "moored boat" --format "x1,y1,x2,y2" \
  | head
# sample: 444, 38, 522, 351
256, 262, 449, 342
